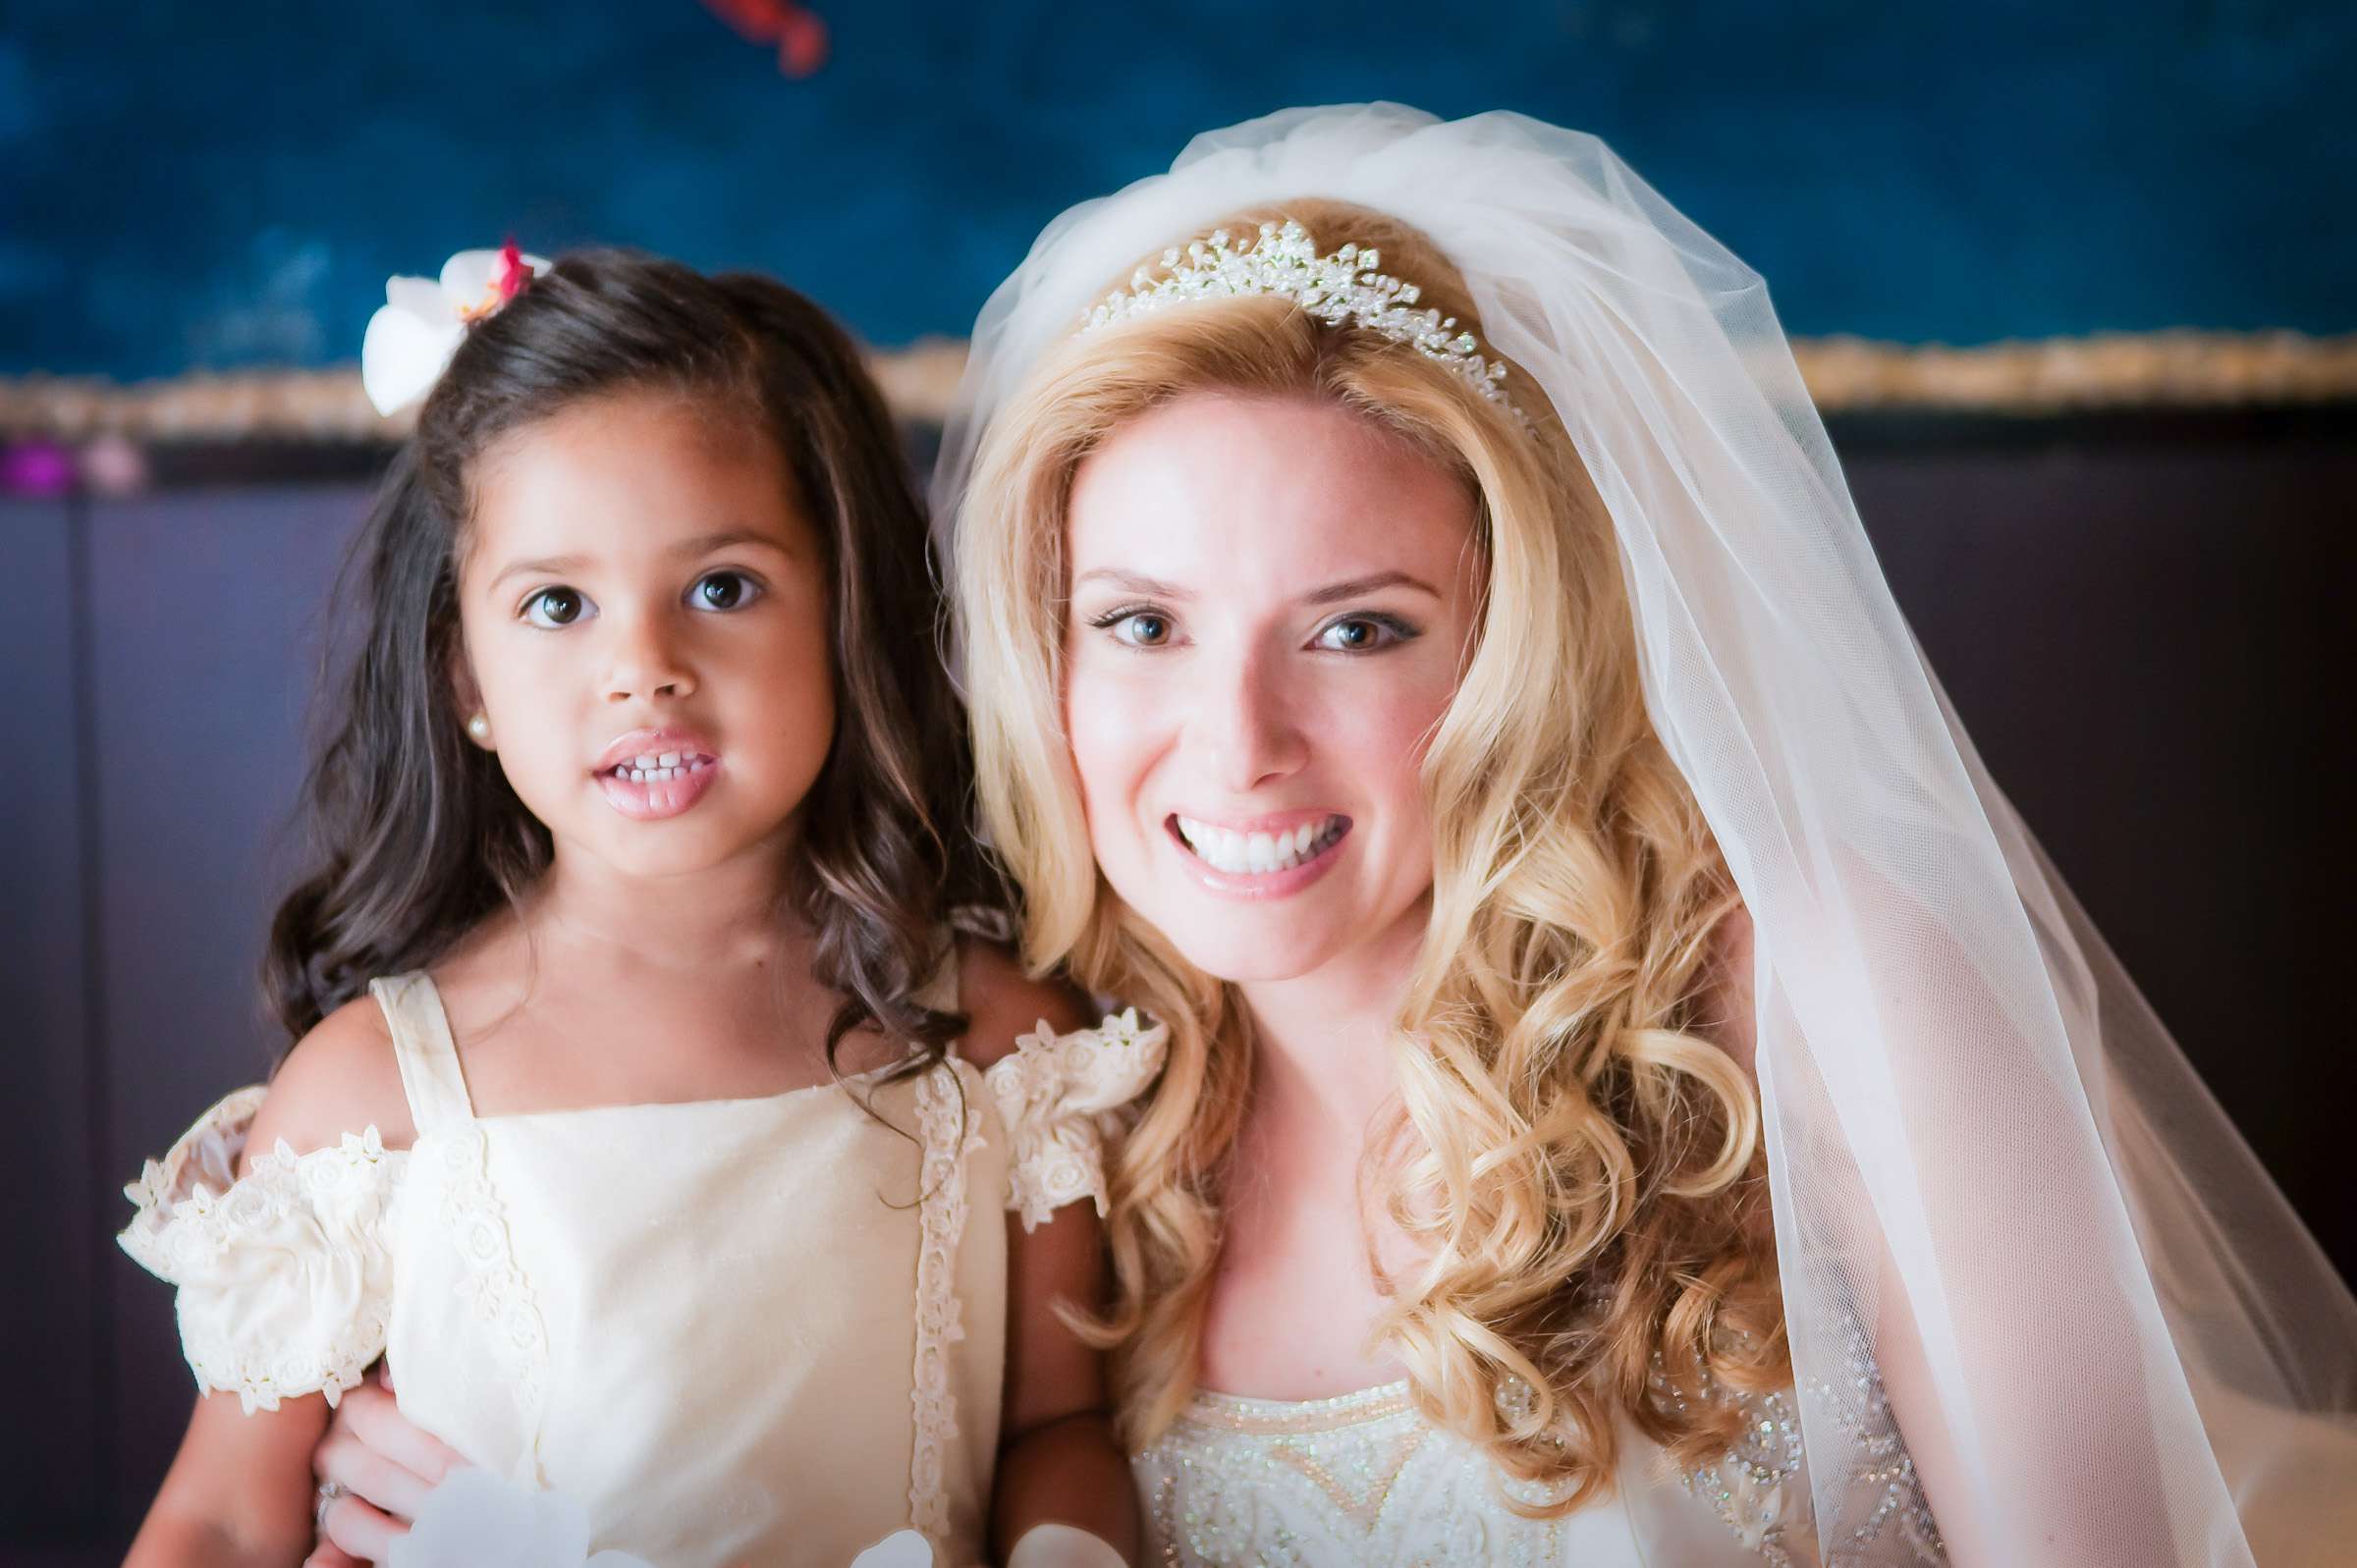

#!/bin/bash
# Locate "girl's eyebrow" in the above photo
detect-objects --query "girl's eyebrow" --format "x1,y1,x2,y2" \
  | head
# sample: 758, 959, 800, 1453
667, 528, 795, 560
488, 531, 792, 590
489, 553, 589, 589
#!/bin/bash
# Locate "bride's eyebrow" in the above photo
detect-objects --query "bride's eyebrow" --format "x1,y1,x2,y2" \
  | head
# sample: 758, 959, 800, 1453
1300, 570, 1440, 606
1071, 568, 1193, 599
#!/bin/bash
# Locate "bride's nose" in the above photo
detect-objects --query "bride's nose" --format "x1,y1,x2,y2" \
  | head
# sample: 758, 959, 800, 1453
1189, 640, 1306, 791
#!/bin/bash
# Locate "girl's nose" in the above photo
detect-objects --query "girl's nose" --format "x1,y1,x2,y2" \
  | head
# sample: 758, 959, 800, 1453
603, 614, 698, 704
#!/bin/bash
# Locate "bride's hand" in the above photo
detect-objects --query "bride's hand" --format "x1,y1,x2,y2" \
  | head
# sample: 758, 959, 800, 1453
302, 1363, 467, 1567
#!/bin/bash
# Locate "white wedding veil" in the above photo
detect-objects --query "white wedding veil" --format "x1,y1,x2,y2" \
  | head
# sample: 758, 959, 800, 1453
929, 104, 2357, 1565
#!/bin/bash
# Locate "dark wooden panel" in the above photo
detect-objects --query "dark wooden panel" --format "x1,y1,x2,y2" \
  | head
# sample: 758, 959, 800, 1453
84, 485, 372, 1522
0, 497, 102, 1533
1846, 431, 2355, 1280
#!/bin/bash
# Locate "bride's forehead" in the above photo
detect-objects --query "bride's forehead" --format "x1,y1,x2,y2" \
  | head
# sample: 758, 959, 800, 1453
1067, 393, 1471, 569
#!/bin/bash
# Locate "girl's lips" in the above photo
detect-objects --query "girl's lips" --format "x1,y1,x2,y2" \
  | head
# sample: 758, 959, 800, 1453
597, 760, 719, 821
593, 727, 719, 775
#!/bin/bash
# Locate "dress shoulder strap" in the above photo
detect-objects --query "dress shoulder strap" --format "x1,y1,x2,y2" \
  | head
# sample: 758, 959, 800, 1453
368, 972, 475, 1132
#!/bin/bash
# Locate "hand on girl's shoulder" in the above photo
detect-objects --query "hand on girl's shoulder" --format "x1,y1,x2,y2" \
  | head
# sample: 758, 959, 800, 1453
954, 938, 1093, 1071
240, 992, 418, 1176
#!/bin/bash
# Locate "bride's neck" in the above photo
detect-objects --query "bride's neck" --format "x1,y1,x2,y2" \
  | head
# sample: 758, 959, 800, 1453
1234, 905, 1425, 1148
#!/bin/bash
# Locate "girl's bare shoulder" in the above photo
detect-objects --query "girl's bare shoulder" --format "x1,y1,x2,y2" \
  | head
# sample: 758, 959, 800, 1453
954, 937, 1092, 1071
243, 990, 416, 1169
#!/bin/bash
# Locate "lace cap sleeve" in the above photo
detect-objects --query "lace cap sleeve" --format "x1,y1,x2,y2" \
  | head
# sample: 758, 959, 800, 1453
117, 1086, 409, 1414
984, 1008, 1168, 1232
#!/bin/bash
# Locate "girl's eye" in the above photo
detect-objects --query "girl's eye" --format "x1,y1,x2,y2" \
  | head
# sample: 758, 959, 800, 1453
521, 587, 592, 628
1313, 614, 1412, 653
690, 570, 762, 612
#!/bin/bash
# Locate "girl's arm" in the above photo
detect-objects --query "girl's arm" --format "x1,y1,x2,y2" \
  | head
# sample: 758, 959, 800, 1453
127, 1392, 332, 1568
125, 997, 417, 1568
994, 1204, 1136, 1566
958, 943, 1141, 1568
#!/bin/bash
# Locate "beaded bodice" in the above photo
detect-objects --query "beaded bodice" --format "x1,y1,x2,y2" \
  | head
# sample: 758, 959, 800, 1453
1132, 1373, 1944, 1568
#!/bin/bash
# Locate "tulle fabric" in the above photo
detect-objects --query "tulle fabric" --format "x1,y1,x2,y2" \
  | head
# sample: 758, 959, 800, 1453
930, 104, 2357, 1565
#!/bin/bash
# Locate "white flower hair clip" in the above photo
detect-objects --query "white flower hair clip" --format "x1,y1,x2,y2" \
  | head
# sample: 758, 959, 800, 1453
361, 241, 551, 417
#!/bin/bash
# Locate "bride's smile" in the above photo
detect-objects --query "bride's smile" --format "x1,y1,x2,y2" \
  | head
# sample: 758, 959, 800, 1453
1061, 391, 1481, 985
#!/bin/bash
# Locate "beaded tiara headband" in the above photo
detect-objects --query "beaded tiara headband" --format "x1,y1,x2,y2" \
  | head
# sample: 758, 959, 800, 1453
1077, 218, 1517, 412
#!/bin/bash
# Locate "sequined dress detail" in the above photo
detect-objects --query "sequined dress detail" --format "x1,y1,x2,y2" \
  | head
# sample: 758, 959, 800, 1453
1131, 1371, 1944, 1567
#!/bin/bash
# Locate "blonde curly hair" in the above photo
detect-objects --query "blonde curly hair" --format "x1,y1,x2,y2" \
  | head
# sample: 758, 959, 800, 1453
954, 196, 1785, 1506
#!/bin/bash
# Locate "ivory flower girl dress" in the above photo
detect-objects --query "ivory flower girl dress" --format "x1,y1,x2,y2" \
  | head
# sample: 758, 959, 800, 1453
120, 964, 1165, 1568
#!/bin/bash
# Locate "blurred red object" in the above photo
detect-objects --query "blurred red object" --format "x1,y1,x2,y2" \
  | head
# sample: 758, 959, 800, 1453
699, 0, 829, 78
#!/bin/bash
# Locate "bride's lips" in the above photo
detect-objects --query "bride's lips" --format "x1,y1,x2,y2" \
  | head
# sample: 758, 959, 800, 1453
1164, 810, 1350, 899
593, 727, 720, 821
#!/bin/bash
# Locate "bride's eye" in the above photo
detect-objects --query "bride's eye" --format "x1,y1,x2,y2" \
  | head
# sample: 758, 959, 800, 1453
688, 570, 763, 612
521, 586, 594, 628
1313, 613, 1414, 653
1090, 607, 1176, 649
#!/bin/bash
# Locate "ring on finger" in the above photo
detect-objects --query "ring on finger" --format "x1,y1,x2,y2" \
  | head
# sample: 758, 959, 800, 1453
314, 1479, 346, 1538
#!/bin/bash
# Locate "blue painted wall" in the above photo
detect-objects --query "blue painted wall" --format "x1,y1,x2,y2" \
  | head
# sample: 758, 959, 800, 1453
6, 1, 2352, 379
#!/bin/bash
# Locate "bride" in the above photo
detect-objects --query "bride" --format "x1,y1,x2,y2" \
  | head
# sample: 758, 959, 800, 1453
309, 105, 2356, 1565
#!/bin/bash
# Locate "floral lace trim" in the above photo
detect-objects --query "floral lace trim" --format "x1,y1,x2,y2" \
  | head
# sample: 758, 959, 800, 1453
434, 1121, 550, 1437
907, 1061, 980, 1546
984, 1008, 1168, 1231
117, 1087, 405, 1414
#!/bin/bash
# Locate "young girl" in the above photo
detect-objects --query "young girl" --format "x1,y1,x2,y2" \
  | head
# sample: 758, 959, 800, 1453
116, 246, 1150, 1568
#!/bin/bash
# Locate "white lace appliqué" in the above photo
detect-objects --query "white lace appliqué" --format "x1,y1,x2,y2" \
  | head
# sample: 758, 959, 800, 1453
117, 1086, 408, 1415
985, 1008, 1168, 1232
907, 1060, 981, 1547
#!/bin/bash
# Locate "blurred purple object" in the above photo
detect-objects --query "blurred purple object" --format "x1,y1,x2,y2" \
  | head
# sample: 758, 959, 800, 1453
1, 439, 77, 496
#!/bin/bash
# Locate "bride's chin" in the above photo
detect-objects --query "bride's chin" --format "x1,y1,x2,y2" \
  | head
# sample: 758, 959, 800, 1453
1157, 922, 1341, 987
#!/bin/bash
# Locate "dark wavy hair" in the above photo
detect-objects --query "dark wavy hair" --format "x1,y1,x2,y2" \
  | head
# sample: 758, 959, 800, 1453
266, 248, 991, 1080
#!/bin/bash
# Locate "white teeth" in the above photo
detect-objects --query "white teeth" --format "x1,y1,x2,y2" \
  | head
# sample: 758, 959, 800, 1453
1175, 815, 1339, 875
611, 751, 715, 784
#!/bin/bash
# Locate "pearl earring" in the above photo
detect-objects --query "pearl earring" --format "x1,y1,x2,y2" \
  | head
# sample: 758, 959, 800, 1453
466, 714, 491, 742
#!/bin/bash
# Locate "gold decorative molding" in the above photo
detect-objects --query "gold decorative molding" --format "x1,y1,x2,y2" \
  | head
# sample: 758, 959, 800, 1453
1792, 331, 2357, 415
3, 331, 2352, 443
